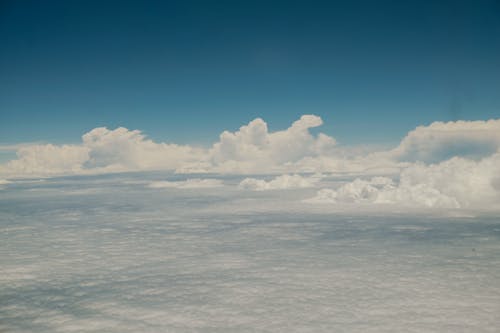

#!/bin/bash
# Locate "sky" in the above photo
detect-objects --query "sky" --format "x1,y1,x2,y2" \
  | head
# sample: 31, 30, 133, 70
1, 0, 500, 146
2, 3, 500, 330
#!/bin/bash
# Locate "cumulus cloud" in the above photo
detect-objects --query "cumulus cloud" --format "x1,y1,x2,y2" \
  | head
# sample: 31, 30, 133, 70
0, 127, 206, 177
306, 152, 500, 209
0, 115, 337, 177
1, 116, 500, 191
390, 119, 500, 163
1, 144, 90, 176
209, 115, 337, 173
82, 127, 205, 171
239, 174, 321, 191
148, 178, 224, 189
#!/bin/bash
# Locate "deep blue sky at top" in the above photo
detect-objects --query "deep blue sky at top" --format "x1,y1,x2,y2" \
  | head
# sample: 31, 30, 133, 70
1, 0, 499, 146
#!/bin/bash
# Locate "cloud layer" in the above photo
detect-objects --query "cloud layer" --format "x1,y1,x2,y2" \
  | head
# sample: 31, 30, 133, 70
306, 152, 500, 209
1, 115, 500, 210
0, 115, 337, 177
148, 178, 224, 189
390, 119, 500, 163
239, 174, 321, 191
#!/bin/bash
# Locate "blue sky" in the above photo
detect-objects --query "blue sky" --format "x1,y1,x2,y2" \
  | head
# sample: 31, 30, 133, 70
1, 0, 499, 146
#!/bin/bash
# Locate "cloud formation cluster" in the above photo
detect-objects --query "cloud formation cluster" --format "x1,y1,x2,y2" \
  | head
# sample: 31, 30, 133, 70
306, 152, 500, 209
0, 115, 337, 177
390, 119, 500, 163
239, 174, 320, 191
209, 115, 336, 173
1, 115, 500, 210
148, 178, 224, 189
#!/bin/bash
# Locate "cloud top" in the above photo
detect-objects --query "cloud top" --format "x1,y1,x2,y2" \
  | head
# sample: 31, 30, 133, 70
1, 114, 500, 212
391, 119, 500, 163
0, 115, 337, 177
306, 152, 500, 209
209, 115, 336, 173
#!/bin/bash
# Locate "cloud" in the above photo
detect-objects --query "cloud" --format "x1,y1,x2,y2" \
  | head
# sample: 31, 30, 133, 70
0, 179, 11, 190
209, 115, 336, 173
0, 115, 337, 177
390, 119, 500, 163
306, 152, 500, 209
148, 178, 224, 189
1, 116, 500, 188
82, 127, 206, 171
239, 174, 321, 191
1, 144, 90, 176
0, 127, 206, 177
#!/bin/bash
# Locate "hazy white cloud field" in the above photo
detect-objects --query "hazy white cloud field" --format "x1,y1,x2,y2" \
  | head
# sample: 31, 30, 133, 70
1, 172, 500, 332
1, 116, 500, 331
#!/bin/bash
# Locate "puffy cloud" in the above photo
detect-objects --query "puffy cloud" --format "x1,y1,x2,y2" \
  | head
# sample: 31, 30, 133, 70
1, 116, 500, 186
306, 153, 500, 209
304, 177, 392, 204
148, 178, 224, 189
0, 144, 90, 176
239, 174, 321, 191
82, 127, 205, 171
391, 119, 500, 163
0, 115, 336, 177
209, 115, 336, 173
0, 127, 205, 177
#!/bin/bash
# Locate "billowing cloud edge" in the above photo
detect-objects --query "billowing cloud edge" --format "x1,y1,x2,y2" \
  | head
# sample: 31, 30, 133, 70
305, 152, 500, 209
0, 115, 339, 177
1, 116, 500, 210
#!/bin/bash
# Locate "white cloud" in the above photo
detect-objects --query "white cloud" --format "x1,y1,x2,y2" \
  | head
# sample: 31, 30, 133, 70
0, 178, 11, 190
390, 119, 500, 163
0, 115, 337, 177
148, 178, 224, 189
306, 153, 500, 209
209, 115, 336, 173
1, 144, 90, 176
82, 127, 206, 171
239, 174, 321, 191
0, 127, 206, 177
304, 177, 393, 204
1, 116, 500, 193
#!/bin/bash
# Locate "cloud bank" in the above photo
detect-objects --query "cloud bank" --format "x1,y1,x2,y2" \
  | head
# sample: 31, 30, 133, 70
0, 115, 337, 177
390, 119, 500, 163
306, 152, 500, 209
1, 115, 499, 210
239, 174, 321, 191
148, 178, 224, 189
3, 116, 500, 178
